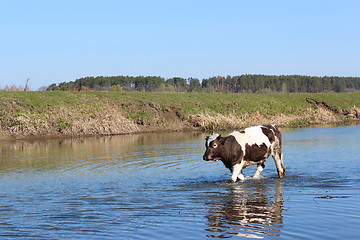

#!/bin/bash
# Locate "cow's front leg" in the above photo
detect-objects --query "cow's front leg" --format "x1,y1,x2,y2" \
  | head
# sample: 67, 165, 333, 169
253, 163, 265, 179
230, 161, 244, 183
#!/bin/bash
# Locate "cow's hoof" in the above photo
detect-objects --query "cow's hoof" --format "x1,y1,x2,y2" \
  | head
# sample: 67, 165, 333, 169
228, 179, 236, 183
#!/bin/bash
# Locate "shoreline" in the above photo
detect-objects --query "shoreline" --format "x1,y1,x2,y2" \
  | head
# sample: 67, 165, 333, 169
1, 119, 359, 142
1, 122, 359, 142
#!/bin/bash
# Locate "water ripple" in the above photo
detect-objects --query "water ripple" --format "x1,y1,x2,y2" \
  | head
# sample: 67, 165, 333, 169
1, 127, 360, 239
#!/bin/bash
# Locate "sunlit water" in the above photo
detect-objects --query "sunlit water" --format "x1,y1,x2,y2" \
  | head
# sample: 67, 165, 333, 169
1, 126, 360, 239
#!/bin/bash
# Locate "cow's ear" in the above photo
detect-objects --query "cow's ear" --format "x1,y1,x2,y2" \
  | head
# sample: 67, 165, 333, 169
218, 136, 226, 145
217, 134, 222, 139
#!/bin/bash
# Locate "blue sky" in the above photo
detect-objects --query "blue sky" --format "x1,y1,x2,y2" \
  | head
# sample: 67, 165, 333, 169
1, 0, 360, 90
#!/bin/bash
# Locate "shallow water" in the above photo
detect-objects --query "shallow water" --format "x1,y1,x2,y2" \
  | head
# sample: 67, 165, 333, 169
1, 126, 360, 239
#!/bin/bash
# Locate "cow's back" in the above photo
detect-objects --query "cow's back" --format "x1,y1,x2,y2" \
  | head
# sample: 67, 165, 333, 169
229, 126, 272, 150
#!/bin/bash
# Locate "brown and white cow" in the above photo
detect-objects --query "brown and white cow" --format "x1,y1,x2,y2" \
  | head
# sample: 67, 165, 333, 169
203, 124, 285, 183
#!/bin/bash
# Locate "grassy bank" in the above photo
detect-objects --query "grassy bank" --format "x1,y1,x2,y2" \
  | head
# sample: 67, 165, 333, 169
1, 91, 359, 139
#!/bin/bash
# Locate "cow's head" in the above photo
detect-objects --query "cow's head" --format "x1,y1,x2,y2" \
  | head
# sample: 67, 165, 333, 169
203, 133, 224, 161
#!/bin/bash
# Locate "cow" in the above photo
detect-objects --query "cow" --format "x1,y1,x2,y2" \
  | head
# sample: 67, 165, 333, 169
203, 124, 285, 183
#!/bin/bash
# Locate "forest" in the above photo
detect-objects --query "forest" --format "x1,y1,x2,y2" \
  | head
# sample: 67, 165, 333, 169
46, 75, 360, 93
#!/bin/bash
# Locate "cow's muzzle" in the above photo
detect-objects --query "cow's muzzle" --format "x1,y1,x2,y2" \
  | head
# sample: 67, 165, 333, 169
203, 155, 210, 161
203, 155, 220, 161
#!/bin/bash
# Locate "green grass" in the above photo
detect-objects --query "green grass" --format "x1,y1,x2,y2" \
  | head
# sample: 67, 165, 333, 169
110, 91, 360, 117
2, 91, 360, 114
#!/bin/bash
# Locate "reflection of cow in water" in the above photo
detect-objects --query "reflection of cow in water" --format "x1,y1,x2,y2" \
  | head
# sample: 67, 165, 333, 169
203, 125, 285, 182
206, 180, 284, 238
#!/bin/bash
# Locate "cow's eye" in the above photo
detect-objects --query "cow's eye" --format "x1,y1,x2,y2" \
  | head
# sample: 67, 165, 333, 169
212, 143, 217, 148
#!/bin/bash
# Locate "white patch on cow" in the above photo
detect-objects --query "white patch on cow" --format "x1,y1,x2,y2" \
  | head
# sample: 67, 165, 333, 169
206, 133, 220, 147
229, 126, 271, 153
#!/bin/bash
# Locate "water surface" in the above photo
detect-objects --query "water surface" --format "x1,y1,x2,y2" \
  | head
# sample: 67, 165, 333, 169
1, 126, 360, 239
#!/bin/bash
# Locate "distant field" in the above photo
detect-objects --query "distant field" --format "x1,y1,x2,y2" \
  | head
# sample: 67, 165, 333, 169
1, 91, 359, 138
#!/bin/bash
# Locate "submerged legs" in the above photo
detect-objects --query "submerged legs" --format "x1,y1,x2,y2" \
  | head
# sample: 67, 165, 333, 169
230, 153, 285, 182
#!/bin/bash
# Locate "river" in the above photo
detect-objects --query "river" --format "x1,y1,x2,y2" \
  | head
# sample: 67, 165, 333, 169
1, 125, 360, 239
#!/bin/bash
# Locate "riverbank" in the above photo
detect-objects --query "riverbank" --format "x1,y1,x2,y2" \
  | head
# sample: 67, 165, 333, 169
1, 91, 360, 140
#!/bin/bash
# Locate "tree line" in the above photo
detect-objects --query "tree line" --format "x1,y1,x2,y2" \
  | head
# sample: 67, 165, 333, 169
46, 75, 360, 93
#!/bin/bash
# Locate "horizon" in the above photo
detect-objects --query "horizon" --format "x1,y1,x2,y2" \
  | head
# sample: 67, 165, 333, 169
2, 73, 360, 91
3, 73, 360, 92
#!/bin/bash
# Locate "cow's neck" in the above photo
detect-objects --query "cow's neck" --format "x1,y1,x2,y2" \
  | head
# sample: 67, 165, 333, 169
220, 153, 235, 169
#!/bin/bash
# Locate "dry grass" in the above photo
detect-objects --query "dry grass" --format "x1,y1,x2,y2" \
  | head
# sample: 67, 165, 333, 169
2, 107, 139, 137
348, 105, 360, 118
187, 107, 344, 131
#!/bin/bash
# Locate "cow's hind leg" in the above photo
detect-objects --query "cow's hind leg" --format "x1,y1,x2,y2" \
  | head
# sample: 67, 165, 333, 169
253, 163, 265, 179
280, 153, 285, 174
273, 152, 285, 178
